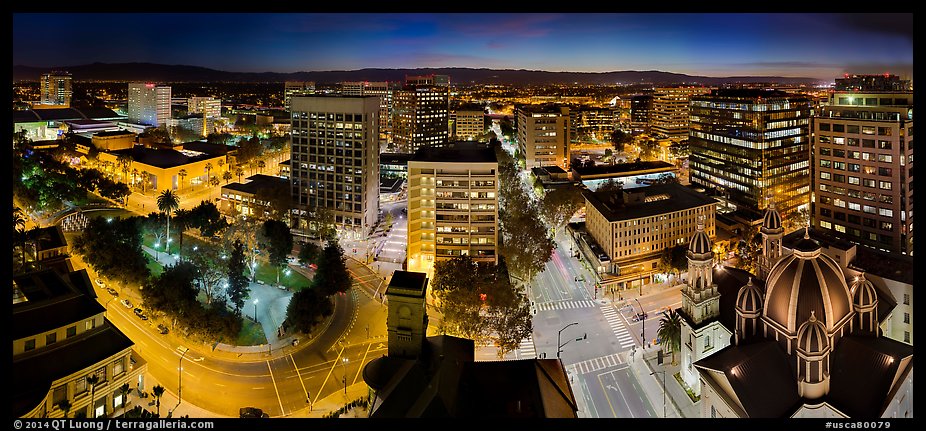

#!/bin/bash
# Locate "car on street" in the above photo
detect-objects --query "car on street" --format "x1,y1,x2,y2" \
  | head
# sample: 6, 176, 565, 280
95, 278, 105, 287
121, 299, 133, 309
239, 407, 268, 418
134, 308, 148, 320
106, 287, 119, 297
157, 324, 169, 334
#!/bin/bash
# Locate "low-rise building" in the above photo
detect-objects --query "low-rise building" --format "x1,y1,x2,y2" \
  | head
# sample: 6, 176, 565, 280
220, 174, 290, 221
580, 183, 716, 291
91, 131, 136, 152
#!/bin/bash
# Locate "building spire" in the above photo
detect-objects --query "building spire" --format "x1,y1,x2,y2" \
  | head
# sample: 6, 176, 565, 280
697, 214, 705, 232
804, 226, 810, 239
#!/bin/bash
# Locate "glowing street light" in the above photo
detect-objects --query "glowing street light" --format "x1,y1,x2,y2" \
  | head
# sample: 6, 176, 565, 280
253, 298, 259, 321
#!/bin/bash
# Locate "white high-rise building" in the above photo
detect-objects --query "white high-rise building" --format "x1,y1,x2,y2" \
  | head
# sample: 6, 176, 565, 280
188, 97, 222, 118
128, 83, 172, 127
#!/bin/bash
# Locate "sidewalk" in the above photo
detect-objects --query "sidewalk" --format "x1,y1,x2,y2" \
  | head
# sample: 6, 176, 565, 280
623, 346, 700, 418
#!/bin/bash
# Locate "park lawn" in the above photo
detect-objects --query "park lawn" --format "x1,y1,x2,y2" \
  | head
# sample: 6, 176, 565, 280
254, 263, 311, 291
235, 318, 267, 346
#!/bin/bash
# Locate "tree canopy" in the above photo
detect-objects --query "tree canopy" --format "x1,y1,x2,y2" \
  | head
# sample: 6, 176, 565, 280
72, 216, 150, 287
260, 219, 294, 284
226, 239, 250, 316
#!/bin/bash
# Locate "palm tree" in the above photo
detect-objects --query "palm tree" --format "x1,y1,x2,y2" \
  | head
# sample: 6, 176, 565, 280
657, 309, 682, 366
256, 159, 266, 173
119, 383, 131, 410
217, 158, 225, 173
204, 162, 213, 182
178, 169, 188, 191
86, 374, 100, 418
131, 168, 139, 190
235, 166, 244, 183
209, 175, 220, 199
117, 154, 133, 184
222, 170, 233, 184
141, 171, 151, 193
13, 206, 28, 269
157, 190, 180, 255
152, 385, 165, 417
55, 399, 71, 418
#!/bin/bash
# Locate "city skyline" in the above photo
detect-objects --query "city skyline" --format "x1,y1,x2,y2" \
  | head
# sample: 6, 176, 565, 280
13, 13, 913, 80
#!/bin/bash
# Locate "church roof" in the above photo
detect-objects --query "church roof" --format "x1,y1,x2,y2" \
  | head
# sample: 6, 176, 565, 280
695, 341, 801, 418
827, 336, 913, 418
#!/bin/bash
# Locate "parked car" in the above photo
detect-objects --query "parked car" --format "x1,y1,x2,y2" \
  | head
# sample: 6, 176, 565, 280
106, 287, 119, 297
157, 324, 169, 334
134, 308, 148, 320
121, 299, 133, 309
239, 407, 268, 418
94, 278, 106, 287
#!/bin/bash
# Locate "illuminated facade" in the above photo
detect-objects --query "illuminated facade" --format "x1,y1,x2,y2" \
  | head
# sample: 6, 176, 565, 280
394, 84, 449, 154
582, 183, 716, 291
812, 90, 913, 255
39, 71, 72, 107
290, 96, 380, 238
516, 104, 570, 170
630, 94, 653, 135
127, 83, 171, 127
341, 81, 396, 141
651, 87, 711, 142
407, 142, 498, 275
689, 89, 812, 221
187, 96, 222, 118
284, 81, 315, 112
452, 109, 485, 140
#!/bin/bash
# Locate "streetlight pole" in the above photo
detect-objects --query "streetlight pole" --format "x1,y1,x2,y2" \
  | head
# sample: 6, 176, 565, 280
635, 298, 646, 346
178, 347, 189, 405
557, 322, 579, 358
342, 357, 349, 394
650, 370, 666, 418
253, 298, 259, 322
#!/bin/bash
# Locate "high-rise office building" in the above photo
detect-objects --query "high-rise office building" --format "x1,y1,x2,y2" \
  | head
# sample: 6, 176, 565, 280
835, 74, 912, 92
689, 89, 812, 221
290, 96, 380, 238
284, 81, 315, 112
393, 81, 449, 154
340, 81, 396, 142
407, 142, 498, 275
812, 86, 913, 255
630, 94, 653, 135
516, 104, 570, 170
39, 71, 72, 107
127, 83, 172, 127
651, 87, 711, 142
569, 106, 616, 144
188, 96, 222, 118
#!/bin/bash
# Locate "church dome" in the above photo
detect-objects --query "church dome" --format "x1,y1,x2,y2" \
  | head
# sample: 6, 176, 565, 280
762, 201, 783, 232
688, 216, 712, 257
735, 277, 764, 316
763, 234, 852, 335
796, 311, 830, 356
851, 273, 878, 311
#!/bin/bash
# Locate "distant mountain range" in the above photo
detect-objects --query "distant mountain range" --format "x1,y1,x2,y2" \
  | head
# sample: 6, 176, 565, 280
12, 62, 825, 86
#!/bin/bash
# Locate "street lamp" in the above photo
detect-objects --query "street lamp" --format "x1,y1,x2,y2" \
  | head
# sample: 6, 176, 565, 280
650, 370, 667, 418
557, 322, 580, 358
253, 298, 259, 322
178, 347, 189, 405
635, 298, 646, 346
342, 357, 349, 394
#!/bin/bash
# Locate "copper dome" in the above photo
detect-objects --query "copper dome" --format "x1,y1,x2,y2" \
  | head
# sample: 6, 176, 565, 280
762, 238, 852, 335
735, 277, 764, 316
850, 273, 879, 312
762, 201, 783, 232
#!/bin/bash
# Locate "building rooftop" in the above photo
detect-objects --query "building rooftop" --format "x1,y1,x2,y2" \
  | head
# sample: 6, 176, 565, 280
180, 141, 237, 156
13, 269, 102, 340
386, 270, 428, 297
517, 104, 567, 114
13, 323, 137, 417
25, 225, 67, 251
572, 160, 674, 177
380, 152, 416, 165
410, 142, 497, 164
12, 107, 123, 123
694, 89, 809, 100
221, 174, 288, 195
363, 334, 577, 418
109, 146, 217, 169
94, 130, 135, 138
583, 183, 716, 222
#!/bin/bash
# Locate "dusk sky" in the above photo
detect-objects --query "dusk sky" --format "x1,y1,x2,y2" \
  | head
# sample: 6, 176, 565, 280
13, 13, 913, 80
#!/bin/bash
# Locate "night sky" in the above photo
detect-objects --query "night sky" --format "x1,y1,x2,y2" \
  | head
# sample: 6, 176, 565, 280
13, 13, 913, 80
